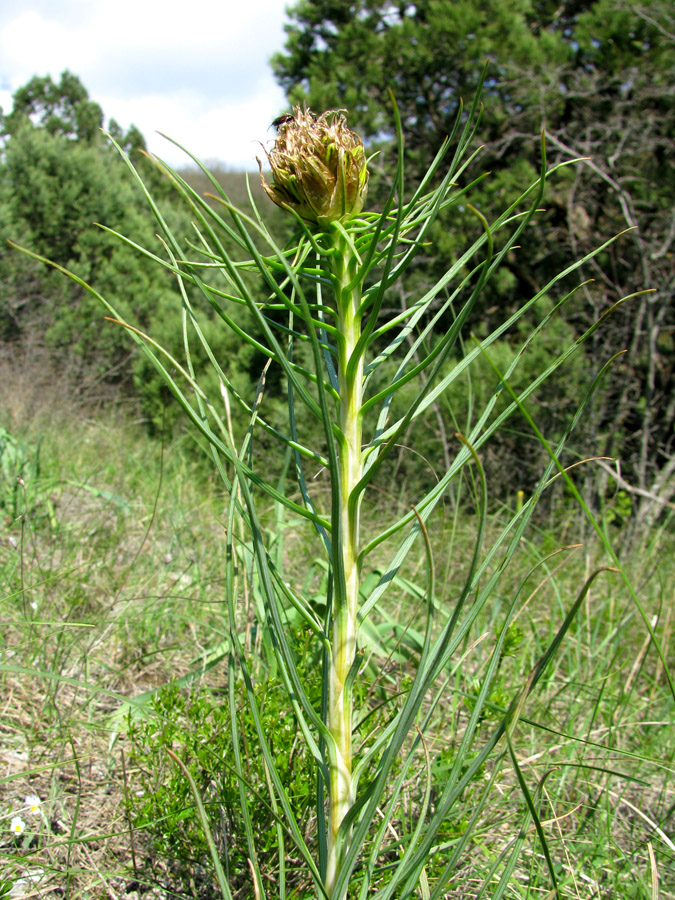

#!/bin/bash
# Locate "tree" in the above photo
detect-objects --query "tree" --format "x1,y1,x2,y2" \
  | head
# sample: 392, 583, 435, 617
0, 72, 268, 435
272, 0, 675, 530
1, 70, 104, 144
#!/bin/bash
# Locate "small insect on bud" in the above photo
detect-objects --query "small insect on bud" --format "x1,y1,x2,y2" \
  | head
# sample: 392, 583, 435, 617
259, 106, 368, 228
270, 114, 295, 131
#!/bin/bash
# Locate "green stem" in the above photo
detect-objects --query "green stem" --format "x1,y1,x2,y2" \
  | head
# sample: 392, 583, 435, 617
326, 230, 363, 897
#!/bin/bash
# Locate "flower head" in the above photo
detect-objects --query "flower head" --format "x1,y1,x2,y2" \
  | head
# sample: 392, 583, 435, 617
10, 816, 26, 836
259, 106, 368, 228
24, 793, 41, 815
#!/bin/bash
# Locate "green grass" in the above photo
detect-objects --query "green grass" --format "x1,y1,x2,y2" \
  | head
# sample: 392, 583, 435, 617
1, 392, 673, 899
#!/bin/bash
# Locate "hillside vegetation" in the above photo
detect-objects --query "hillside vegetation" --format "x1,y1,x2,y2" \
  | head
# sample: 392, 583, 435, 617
1, 2, 674, 896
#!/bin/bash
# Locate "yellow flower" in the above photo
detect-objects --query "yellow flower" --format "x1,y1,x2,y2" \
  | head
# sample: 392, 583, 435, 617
24, 793, 41, 815
259, 106, 368, 227
11, 816, 26, 836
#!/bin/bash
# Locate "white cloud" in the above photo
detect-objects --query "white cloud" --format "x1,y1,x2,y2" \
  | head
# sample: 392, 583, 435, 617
0, 10, 95, 80
0, 0, 291, 168
98, 83, 287, 170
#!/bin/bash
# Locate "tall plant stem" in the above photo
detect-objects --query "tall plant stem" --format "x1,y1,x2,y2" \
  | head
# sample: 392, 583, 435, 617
325, 229, 364, 897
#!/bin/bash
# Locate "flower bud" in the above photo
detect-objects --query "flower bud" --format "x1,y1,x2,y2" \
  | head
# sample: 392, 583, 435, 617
259, 107, 368, 227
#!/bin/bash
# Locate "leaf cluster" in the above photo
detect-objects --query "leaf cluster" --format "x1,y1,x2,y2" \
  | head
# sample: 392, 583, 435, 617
126, 666, 320, 896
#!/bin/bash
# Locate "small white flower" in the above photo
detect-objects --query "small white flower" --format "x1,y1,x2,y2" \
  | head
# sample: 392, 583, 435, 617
11, 815, 26, 836
24, 793, 41, 814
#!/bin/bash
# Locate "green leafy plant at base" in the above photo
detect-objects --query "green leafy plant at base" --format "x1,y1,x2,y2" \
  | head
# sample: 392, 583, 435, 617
126, 658, 320, 895
13, 68, 672, 899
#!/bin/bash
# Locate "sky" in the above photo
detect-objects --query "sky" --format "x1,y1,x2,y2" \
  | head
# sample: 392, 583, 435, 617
0, 0, 293, 170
